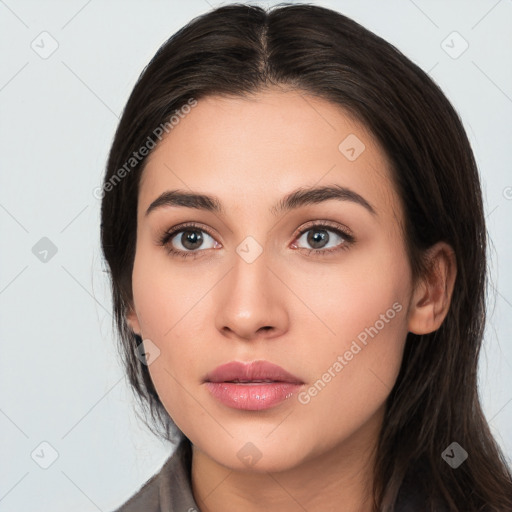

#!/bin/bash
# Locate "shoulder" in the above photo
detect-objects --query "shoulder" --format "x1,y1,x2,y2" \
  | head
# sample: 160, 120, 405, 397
112, 438, 197, 512
112, 472, 160, 512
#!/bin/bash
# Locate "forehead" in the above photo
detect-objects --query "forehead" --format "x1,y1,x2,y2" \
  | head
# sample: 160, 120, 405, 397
138, 89, 398, 221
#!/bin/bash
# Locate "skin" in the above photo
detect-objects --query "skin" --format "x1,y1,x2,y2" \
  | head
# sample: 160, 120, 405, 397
126, 88, 456, 512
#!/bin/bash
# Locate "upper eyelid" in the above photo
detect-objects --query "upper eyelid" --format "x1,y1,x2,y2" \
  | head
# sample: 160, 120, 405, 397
165, 222, 216, 240
296, 219, 353, 237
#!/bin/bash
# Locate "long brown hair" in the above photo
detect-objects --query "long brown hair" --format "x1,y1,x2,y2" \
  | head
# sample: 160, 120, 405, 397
100, 3, 512, 510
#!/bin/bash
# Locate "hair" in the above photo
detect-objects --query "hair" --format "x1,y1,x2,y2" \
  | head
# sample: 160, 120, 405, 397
100, 3, 512, 510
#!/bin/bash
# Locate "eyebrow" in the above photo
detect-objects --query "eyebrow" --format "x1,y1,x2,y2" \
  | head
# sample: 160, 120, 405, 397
144, 184, 376, 218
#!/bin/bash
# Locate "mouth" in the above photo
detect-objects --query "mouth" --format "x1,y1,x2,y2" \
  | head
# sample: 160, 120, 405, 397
205, 359, 303, 384
222, 379, 284, 384
204, 360, 304, 411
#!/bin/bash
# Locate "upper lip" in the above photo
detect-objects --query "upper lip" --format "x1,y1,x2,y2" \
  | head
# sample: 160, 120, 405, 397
205, 360, 304, 384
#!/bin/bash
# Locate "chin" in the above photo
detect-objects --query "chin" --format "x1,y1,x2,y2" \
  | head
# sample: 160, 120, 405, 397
191, 426, 318, 473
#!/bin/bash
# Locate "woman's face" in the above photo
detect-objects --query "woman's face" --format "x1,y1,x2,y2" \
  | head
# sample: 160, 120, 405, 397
127, 88, 416, 472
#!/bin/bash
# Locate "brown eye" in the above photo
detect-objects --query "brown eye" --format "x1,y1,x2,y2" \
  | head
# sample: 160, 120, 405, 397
168, 228, 217, 252
295, 225, 352, 252
176, 229, 204, 250
305, 228, 330, 249
158, 223, 220, 259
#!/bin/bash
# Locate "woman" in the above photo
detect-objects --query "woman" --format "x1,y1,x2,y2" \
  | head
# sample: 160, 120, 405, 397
101, 3, 512, 511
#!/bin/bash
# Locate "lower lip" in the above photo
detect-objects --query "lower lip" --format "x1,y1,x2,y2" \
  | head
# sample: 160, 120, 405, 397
205, 382, 302, 411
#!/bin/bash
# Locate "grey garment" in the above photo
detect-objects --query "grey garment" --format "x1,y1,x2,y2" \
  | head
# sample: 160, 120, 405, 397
112, 438, 199, 512
112, 438, 429, 512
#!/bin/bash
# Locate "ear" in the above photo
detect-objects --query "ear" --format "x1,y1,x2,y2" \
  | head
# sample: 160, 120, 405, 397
126, 304, 142, 337
407, 241, 457, 335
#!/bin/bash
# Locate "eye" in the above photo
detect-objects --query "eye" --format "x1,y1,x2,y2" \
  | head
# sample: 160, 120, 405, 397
158, 223, 220, 259
292, 222, 354, 255
158, 221, 354, 260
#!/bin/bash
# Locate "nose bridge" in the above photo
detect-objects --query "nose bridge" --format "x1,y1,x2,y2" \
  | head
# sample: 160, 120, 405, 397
229, 236, 275, 314
232, 237, 270, 300
214, 235, 288, 339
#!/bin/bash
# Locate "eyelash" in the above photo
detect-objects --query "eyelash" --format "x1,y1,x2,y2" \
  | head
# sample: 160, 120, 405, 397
157, 221, 355, 260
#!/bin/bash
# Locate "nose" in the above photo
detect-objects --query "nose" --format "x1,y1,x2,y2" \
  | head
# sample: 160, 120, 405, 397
214, 248, 289, 342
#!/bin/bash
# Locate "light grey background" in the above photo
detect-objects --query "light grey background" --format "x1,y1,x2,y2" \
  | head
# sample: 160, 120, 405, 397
1, 0, 511, 510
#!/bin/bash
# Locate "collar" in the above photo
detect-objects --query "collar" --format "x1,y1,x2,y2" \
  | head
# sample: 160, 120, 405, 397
158, 437, 199, 511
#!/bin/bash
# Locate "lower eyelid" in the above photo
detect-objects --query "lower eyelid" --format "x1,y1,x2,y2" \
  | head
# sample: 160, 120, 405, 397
292, 236, 351, 255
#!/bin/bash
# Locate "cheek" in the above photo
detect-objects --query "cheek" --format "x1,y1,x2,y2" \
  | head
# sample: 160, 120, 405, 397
131, 239, 216, 340
130, 248, 218, 431
291, 240, 410, 353
296, 320, 405, 455
288, 246, 410, 433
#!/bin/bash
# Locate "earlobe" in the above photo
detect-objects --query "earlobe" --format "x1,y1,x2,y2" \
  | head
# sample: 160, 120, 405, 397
126, 306, 142, 336
407, 242, 457, 335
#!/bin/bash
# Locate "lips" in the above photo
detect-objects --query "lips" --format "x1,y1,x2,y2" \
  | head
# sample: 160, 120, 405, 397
204, 360, 304, 411
205, 360, 303, 384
